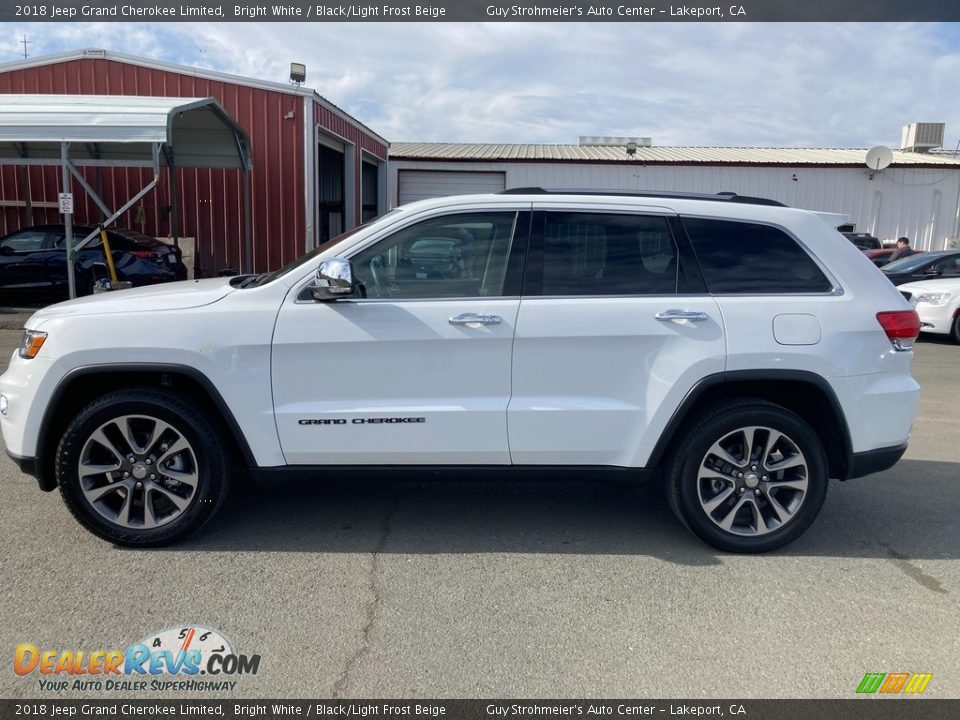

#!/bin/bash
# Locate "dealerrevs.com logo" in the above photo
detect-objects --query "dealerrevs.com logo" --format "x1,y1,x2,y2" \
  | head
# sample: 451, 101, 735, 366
14, 626, 260, 693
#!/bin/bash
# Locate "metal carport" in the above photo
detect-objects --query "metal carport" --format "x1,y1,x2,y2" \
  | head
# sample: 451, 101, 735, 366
0, 94, 252, 296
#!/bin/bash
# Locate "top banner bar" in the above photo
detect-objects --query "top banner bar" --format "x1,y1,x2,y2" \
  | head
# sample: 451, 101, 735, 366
2, 0, 960, 22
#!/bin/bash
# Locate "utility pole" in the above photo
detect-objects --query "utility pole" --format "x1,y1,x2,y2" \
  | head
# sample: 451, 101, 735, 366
20, 35, 29, 59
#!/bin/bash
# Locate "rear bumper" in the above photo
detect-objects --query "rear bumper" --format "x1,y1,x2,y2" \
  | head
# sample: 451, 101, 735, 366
846, 443, 908, 479
830, 372, 920, 458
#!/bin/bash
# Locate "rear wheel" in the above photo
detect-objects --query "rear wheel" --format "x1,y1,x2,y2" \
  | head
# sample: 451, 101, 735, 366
56, 389, 230, 547
78, 267, 108, 297
666, 400, 828, 553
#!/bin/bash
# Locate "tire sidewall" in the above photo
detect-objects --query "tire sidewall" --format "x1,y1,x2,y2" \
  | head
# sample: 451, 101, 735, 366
675, 406, 828, 553
56, 392, 227, 546
77, 267, 106, 297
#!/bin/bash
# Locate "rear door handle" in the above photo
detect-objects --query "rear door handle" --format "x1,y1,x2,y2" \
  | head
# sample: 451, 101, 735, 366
655, 309, 709, 322
449, 313, 502, 325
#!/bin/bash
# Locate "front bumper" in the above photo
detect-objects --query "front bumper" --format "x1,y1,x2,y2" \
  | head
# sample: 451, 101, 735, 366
4, 449, 53, 491
915, 305, 957, 335
0, 353, 54, 461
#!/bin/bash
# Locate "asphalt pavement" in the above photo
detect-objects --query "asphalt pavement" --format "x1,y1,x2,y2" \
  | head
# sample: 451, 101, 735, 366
0, 328, 957, 699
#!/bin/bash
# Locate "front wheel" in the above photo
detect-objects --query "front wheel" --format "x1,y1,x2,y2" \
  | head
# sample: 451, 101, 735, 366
56, 389, 230, 547
666, 400, 828, 553
951, 313, 960, 344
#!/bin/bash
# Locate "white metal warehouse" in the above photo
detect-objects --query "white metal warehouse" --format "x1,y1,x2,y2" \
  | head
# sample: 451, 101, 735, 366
388, 143, 960, 251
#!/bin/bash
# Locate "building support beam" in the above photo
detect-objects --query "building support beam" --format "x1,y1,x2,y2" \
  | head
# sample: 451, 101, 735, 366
60, 142, 77, 299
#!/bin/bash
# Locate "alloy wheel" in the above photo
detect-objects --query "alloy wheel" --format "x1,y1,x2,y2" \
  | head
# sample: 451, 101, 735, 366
77, 414, 199, 529
696, 425, 809, 536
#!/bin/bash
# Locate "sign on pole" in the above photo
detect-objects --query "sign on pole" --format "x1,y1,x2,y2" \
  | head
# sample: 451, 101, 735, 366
58, 192, 74, 215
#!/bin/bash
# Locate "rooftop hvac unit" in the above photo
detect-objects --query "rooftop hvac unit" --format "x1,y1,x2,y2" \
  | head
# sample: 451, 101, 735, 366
900, 123, 945, 153
579, 136, 652, 147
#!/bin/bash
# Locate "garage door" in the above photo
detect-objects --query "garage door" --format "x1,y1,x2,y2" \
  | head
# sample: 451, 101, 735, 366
398, 170, 506, 205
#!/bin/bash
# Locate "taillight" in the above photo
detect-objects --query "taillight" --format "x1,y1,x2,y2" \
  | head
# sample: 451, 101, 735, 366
876, 310, 920, 351
130, 250, 164, 260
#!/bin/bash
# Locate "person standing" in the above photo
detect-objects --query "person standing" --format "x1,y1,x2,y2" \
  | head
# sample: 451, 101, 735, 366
888, 237, 917, 262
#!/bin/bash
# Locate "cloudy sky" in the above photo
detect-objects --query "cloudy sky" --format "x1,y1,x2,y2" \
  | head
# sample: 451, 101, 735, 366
3, 22, 960, 149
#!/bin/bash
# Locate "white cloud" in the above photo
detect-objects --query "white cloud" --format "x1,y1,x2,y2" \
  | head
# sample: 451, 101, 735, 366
4, 22, 960, 148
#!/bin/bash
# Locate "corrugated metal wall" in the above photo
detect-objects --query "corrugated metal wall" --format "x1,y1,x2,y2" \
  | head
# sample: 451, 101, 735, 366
389, 160, 960, 250
0, 57, 390, 273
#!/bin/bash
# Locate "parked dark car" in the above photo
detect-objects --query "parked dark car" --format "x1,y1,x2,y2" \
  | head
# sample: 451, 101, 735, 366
842, 232, 882, 251
880, 250, 960, 286
0, 224, 186, 300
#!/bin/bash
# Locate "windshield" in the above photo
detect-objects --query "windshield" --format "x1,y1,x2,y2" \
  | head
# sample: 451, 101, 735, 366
882, 253, 933, 274
247, 210, 403, 287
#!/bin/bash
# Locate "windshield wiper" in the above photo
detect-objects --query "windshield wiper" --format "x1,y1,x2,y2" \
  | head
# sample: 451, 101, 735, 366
234, 273, 267, 288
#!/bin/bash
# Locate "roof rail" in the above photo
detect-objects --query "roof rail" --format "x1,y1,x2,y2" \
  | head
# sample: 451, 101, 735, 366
497, 187, 786, 207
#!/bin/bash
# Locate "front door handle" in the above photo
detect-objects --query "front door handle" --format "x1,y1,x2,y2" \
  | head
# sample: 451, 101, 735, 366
449, 313, 502, 325
655, 309, 709, 322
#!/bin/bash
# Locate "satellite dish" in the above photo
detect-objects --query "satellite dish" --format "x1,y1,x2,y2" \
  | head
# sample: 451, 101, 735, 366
865, 146, 893, 171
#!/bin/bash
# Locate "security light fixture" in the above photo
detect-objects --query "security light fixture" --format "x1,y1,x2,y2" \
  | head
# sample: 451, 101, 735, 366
290, 63, 306, 85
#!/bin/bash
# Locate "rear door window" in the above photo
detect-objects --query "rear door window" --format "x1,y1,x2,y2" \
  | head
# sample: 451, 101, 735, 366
51, 228, 101, 249
683, 218, 832, 294
537, 212, 681, 296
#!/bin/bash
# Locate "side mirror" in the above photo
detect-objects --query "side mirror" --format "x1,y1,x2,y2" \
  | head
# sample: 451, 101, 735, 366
0, 245, 13, 256
311, 258, 355, 301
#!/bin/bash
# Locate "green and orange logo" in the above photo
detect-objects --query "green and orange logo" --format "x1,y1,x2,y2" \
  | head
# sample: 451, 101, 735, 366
857, 672, 933, 695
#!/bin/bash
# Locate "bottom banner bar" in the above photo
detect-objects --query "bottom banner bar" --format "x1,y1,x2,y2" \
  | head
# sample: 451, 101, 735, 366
2, 699, 960, 720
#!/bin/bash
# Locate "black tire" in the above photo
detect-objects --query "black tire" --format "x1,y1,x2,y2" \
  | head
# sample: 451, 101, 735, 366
56, 388, 230, 547
665, 399, 828, 553
951, 313, 960, 344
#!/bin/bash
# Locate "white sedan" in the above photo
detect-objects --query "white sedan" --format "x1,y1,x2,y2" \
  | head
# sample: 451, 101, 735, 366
898, 277, 960, 343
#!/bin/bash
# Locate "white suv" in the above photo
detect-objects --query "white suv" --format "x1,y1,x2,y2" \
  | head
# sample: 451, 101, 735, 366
0, 190, 922, 552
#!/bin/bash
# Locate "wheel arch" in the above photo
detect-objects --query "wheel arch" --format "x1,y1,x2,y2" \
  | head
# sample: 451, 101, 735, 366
648, 370, 853, 480
34, 364, 256, 491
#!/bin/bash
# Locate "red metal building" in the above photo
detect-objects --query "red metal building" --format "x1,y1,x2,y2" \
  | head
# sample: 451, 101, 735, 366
0, 48, 390, 274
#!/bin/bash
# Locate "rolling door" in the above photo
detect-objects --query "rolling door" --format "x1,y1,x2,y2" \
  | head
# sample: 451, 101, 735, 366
398, 170, 506, 205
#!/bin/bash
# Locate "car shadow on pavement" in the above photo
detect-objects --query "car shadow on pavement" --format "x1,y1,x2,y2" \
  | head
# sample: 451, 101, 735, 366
918, 334, 958, 346
163, 459, 960, 566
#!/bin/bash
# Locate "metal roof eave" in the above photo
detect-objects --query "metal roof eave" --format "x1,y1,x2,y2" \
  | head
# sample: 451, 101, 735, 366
387, 142, 960, 168
0, 94, 252, 170
0, 48, 390, 148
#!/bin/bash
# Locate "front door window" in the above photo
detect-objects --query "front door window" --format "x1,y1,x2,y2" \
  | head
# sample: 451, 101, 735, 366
350, 212, 519, 299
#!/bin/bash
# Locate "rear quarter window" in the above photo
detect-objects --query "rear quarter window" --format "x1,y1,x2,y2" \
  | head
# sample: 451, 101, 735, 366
682, 218, 833, 294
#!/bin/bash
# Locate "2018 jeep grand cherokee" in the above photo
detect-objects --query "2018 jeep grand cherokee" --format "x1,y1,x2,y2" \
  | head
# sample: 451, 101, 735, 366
0, 190, 921, 552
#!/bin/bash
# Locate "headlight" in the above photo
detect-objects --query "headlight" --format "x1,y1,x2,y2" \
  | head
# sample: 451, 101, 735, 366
914, 292, 951, 306
19, 329, 47, 359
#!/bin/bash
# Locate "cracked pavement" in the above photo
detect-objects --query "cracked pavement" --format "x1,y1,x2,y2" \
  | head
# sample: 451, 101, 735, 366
1, 329, 958, 699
